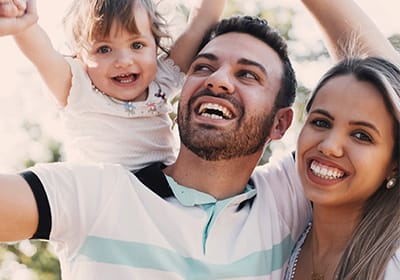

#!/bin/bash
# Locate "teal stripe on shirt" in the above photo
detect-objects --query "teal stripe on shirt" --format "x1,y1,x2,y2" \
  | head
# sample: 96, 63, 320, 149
78, 234, 294, 279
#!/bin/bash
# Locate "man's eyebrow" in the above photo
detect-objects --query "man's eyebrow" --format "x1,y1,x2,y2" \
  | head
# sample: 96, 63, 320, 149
238, 58, 267, 76
193, 53, 218, 62
192, 54, 268, 76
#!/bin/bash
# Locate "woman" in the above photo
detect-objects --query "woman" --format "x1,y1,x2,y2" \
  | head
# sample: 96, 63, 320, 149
285, 56, 400, 279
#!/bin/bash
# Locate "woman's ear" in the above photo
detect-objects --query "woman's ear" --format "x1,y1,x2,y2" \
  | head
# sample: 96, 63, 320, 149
269, 107, 293, 140
385, 161, 399, 183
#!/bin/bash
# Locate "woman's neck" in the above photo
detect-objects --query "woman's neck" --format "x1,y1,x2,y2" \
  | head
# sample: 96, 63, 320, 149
306, 204, 361, 279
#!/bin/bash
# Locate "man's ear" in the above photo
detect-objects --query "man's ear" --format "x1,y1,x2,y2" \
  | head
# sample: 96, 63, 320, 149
269, 107, 293, 140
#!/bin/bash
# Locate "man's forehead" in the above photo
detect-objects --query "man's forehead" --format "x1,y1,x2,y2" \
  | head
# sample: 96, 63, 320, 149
199, 32, 279, 60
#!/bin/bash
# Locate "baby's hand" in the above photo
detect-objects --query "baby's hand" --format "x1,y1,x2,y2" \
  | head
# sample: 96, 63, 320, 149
0, 0, 27, 17
0, 0, 35, 36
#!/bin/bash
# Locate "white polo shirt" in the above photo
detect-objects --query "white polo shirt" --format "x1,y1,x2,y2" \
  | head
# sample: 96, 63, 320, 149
22, 153, 311, 279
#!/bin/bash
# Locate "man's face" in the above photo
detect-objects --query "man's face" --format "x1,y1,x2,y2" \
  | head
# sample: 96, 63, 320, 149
177, 32, 284, 161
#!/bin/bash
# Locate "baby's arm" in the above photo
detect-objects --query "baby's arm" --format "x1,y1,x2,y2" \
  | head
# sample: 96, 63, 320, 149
301, 0, 400, 65
13, 0, 71, 106
169, 0, 226, 73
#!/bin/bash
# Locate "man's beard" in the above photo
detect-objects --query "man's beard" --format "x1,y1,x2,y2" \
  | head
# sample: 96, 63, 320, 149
177, 91, 276, 161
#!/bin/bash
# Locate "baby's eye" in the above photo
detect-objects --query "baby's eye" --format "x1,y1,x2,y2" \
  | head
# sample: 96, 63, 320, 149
310, 119, 331, 129
97, 46, 111, 54
132, 42, 144, 49
352, 131, 373, 143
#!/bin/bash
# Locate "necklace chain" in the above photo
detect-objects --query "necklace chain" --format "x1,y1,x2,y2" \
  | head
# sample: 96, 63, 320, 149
91, 82, 165, 116
91, 84, 136, 114
311, 229, 325, 280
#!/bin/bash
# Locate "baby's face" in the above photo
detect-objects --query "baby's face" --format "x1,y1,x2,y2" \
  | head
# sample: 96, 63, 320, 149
80, 7, 158, 103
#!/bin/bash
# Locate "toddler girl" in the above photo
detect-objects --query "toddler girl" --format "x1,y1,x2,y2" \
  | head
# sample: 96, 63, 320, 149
9, 0, 225, 170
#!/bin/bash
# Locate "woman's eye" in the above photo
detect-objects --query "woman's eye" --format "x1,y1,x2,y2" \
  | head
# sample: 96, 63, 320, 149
352, 131, 373, 143
132, 42, 144, 49
97, 46, 111, 54
310, 119, 331, 129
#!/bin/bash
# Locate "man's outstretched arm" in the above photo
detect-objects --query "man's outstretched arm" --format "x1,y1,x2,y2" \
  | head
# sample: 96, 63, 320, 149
301, 0, 400, 65
0, 174, 39, 242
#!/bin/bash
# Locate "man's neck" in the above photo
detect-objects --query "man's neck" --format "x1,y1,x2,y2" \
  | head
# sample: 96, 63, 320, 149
163, 146, 262, 200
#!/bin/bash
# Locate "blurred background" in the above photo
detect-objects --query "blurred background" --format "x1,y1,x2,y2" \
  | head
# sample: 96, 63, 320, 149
0, 0, 399, 279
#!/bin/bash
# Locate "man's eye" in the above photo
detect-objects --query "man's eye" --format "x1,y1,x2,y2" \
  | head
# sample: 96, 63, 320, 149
192, 64, 212, 73
97, 46, 111, 54
310, 119, 331, 129
132, 42, 144, 49
238, 71, 258, 80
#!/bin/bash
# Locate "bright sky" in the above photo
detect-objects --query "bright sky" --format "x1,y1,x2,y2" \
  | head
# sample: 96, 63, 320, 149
0, 0, 398, 171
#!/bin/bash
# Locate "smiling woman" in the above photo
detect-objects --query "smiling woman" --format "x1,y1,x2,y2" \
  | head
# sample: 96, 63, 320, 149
289, 57, 400, 280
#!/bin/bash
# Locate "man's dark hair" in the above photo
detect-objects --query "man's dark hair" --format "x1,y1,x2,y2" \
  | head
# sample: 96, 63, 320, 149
198, 15, 297, 109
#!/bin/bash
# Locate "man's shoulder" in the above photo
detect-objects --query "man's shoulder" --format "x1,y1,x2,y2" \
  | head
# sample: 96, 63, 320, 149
252, 152, 296, 183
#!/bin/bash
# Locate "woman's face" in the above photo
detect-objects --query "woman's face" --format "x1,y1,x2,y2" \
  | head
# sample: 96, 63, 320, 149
297, 74, 396, 209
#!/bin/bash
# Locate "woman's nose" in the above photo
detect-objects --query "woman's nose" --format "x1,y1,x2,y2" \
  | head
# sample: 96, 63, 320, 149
317, 132, 345, 158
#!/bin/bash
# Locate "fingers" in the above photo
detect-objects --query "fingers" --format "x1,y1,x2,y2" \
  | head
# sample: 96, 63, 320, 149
0, 0, 36, 36
12, 0, 26, 11
25, 0, 35, 15
0, 0, 25, 17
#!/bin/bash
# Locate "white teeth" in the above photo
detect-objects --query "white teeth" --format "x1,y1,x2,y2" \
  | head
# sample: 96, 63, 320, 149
198, 103, 233, 119
310, 160, 344, 180
201, 113, 223, 120
119, 78, 133, 84
115, 74, 136, 83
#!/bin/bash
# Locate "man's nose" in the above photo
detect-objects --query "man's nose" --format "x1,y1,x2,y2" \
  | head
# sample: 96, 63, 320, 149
205, 69, 234, 94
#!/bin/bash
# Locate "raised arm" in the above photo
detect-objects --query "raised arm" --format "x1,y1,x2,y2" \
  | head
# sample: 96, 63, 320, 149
0, 174, 38, 242
12, 0, 71, 106
168, 0, 226, 73
301, 0, 400, 65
